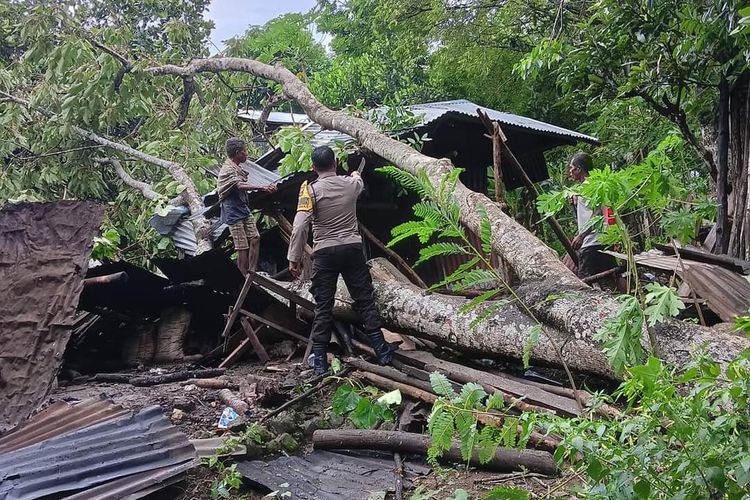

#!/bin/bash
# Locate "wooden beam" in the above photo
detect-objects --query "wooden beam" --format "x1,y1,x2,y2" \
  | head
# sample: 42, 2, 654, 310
359, 223, 428, 288
492, 121, 578, 265
247, 271, 316, 311
241, 317, 270, 363
239, 310, 310, 343
220, 273, 254, 352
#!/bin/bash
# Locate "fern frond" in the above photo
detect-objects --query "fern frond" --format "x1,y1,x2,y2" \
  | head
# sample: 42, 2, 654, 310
478, 205, 493, 254
375, 166, 430, 198
459, 382, 487, 409
458, 288, 503, 315
388, 220, 437, 247
416, 242, 469, 266
477, 425, 502, 464
522, 324, 542, 369
501, 417, 519, 448
485, 393, 505, 411
430, 256, 481, 290
427, 406, 454, 463
469, 300, 510, 329
455, 410, 477, 462
430, 372, 457, 398
454, 268, 498, 291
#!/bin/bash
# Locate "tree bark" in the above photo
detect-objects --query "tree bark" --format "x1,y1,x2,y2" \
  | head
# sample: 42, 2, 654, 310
312, 429, 558, 475
286, 259, 750, 380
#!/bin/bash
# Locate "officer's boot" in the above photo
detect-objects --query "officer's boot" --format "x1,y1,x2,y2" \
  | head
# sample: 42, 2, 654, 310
366, 329, 397, 366
312, 343, 329, 375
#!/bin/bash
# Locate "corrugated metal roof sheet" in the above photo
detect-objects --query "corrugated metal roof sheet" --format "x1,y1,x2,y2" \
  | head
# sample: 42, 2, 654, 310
255, 99, 598, 169
0, 396, 127, 454
405, 99, 599, 144
0, 401, 197, 500
604, 250, 750, 321
237, 109, 310, 125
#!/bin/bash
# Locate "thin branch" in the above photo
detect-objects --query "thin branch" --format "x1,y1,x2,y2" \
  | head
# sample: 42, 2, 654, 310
14, 145, 104, 161
95, 157, 160, 200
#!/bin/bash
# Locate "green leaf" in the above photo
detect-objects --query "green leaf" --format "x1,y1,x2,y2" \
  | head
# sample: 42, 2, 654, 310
415, 242, 468, 266
429, 372, 457, 398
485, 393, 505, 411
484, 486, 530, 500
522, 324, 542, 368
633, 479, 651, 498
455, 410, 477, 461
458, 288, 502, 315
349, 398, 383, 429
458, 382, 487, 408
643, 283, 685, 326
427, 406, 454, 463
332, 384, 362, 415
478, 204, 493, 253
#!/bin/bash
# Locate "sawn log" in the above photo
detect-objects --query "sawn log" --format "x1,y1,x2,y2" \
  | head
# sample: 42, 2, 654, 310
312, 429, 558, 476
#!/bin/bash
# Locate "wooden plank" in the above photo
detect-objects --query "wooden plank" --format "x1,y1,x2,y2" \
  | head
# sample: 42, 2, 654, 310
239, 310, 310, 343
219, 274, 255, 351
247, 271, 316, 311
241, 317, 270, 363
398, 350, 582, 417
218, 338, 252, 368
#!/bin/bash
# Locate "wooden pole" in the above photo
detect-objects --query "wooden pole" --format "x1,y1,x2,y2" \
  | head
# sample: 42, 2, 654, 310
359, 223, 428, 288
83, 271, 129, 287
313, 429, 558, 475
486, 118, 578, 265
477, 110, 505, 204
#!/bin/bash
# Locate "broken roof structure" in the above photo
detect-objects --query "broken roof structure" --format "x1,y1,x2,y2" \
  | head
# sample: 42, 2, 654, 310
247, 99, 599, 189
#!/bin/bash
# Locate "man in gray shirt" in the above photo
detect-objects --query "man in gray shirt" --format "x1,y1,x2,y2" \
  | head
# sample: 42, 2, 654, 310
288, 146, 395, 375
568, 152, 617, 279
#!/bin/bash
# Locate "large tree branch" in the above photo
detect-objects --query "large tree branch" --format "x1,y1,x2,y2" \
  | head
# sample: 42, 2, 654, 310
94, 158, 160, 200
146, 57, 580, 287
1, 90, 211, 251
142, 56, 744, 360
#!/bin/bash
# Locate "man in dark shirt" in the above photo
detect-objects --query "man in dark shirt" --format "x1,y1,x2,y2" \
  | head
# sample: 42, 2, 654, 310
287, 146, 396, 375
218, 138, 276, 275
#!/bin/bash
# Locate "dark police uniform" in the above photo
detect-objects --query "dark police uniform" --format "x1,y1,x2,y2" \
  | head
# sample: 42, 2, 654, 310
287, 171, 383, 345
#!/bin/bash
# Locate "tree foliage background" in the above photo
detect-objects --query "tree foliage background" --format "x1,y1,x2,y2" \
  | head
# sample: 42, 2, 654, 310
0, 0, 747, 264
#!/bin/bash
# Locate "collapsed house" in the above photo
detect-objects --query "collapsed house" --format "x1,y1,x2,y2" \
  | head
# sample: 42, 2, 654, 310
3, 99, 750, 498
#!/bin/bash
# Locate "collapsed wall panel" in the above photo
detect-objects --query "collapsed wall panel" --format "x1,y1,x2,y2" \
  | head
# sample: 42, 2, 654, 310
0, 201, 104, 431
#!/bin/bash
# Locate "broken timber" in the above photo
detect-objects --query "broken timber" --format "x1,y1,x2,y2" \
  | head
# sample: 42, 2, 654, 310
313, 429, 557, 476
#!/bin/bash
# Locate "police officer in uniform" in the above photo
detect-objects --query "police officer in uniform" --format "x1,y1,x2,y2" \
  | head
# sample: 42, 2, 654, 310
287, 146, 396, 375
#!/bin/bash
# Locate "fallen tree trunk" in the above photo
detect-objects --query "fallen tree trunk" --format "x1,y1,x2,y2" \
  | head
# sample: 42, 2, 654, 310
287, 259, 750, 379
312, 429, 558, 476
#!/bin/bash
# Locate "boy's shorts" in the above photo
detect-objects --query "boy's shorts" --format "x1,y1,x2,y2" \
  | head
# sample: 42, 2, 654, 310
228, 216, 259, 250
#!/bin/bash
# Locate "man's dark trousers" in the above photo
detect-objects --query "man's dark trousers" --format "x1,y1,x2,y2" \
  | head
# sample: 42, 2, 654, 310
310, 243, 381, 343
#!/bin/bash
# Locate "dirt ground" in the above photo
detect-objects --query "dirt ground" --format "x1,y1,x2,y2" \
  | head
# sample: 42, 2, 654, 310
52, 356, 578, 500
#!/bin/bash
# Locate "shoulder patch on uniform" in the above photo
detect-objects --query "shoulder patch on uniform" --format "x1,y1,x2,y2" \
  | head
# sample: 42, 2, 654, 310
297, 180, 314, 212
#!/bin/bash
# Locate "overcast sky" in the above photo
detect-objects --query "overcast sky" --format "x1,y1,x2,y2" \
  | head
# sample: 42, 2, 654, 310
206, 0, 317, 52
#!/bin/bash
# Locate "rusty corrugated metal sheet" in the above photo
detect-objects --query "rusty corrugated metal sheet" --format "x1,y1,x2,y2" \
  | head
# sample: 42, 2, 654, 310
0, 396, 128, 454
604, 250, 750, 321
0, 201, 104, 432
0, 402, 197, 500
